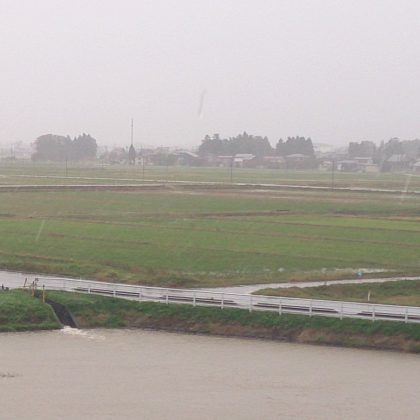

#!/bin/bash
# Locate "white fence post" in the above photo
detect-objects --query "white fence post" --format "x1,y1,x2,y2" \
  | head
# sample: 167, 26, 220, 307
405, 307, 408, 323
249, 295, 252, 312
309, 300, 313, 317
193, 292, 196, 307
340, 303, 343, 320
221, 294, 224, 309
279, 299, 282, 315
166, 290, 169, 304
372, 306, 375, 321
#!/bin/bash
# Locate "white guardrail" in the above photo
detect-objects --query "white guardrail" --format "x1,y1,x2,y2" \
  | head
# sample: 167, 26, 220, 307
21, 276, 420, 324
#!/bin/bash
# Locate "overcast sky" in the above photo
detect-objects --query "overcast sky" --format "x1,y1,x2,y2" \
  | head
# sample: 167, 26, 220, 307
1, 0, 420, 149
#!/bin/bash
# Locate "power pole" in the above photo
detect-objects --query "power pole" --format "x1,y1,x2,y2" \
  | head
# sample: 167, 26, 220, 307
130, 118, 134, 147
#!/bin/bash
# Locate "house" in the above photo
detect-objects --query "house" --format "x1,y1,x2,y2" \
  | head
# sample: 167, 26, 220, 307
284, 153, 317, 169
173, 150, 202, 166
383, 154, 411, 172
413, 160, 420, 174
337, 160, 360, 172
217, 154, 256, 168
262, 156, 286, 169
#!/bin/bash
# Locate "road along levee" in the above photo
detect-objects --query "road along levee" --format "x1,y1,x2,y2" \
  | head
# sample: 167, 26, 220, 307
8, 275, 420, 324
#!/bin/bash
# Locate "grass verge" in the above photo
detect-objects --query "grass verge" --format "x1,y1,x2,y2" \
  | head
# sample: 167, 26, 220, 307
255, 280, 420, 307
0, 289, 60, 332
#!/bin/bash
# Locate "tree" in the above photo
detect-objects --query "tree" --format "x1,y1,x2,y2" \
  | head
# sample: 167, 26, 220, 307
276, 136, 314, 156
198, 132, 273, 157
71, 133, 97, 160
32, 133, 98, 161
32, 134, 71, 161
198, 134, 227, 156
128, 144, 136, 165
348, 141, 376, 158
227, 132, 273, 157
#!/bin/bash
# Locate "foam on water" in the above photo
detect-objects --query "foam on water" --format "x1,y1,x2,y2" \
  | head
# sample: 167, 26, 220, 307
60, 326, 105, 341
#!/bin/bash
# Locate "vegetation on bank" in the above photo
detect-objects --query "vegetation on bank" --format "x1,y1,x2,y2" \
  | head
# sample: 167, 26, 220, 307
44, 291, 420, 353
0, 290, 60, 332
256, 280, 420, 307
2, 289, 420, 352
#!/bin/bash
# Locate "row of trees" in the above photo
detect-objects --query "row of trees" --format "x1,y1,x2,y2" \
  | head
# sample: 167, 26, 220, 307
347, 138, 420, 162
32, 134, 98, 161
198, 133, 314, 157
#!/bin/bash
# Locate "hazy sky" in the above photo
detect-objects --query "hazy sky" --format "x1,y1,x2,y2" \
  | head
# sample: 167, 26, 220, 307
1, 0, 420, 148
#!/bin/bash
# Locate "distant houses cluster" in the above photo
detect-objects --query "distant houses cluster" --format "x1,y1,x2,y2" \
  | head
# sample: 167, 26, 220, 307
3, 132, 420, 174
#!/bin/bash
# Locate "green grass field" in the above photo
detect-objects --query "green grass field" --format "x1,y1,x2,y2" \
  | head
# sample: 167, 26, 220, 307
257, 280, 420, 307
0, 174, 418, 286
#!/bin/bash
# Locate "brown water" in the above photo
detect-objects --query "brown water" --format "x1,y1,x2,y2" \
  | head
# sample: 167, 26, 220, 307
0, 329, 418, 420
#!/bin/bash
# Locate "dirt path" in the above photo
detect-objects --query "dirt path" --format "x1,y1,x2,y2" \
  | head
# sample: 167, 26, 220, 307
201, 275, 420, 294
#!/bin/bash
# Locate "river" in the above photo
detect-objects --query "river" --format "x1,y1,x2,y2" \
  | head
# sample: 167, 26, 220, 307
0, 329, 418, 419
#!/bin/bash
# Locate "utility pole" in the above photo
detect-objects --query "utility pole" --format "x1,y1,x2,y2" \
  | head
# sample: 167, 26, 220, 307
331, 158, 335, 191
130, 118, 134, 147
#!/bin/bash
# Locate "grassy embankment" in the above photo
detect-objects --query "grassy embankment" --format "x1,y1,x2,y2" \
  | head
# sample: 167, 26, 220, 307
256, 280, 420, 307
32, 290, 420, 353
2, 289, 420, 353
0, 289, 59, 331
0, 184, 418, 287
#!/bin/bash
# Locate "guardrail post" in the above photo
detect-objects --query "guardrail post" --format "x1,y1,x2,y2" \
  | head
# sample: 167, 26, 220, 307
309, 300, 313, 317
279, 300, 282, 315
221, 294, 224, 309
340, 303, 343, 320
166, 290, 169, 304
139, 290, 142, 301
88, 284, 91, 294
372, 306, 375, 322
113, 285, 116, 297
249, 295, 252, 312
193, 292, 196, 307
405, 307, 408, 323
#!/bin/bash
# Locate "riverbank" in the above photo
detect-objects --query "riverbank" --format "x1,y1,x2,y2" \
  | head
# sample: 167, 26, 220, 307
0, 290, 59, 332
2, 290, 420, 353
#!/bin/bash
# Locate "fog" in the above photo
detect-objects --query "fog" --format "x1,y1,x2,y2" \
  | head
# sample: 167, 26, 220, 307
1, 0, 420, 148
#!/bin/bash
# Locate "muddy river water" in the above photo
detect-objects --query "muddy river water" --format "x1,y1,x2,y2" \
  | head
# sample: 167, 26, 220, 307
0, 329, 418, 419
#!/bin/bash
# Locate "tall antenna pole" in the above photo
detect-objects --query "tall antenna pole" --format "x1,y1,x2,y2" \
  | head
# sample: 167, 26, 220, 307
130, 118, 134, 146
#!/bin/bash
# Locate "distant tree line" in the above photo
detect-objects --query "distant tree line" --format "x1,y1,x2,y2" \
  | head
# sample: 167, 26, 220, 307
347, 138, 420, 162
32, 133, 98, 161
198, 132, 314, 157
276, 136, 314, 156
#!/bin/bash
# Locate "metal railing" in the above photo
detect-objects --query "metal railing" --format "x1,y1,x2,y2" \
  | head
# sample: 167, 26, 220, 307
24, 276, 420, 324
